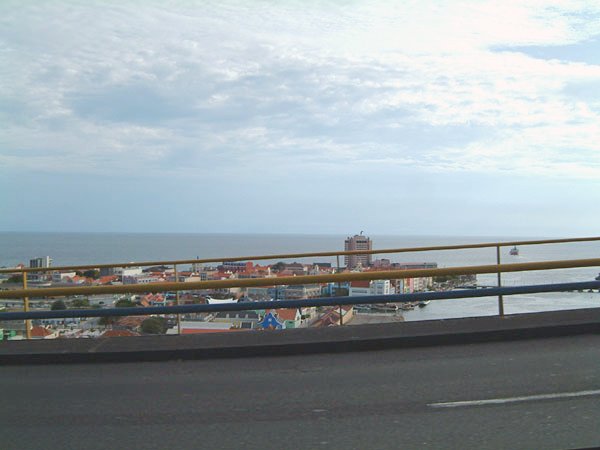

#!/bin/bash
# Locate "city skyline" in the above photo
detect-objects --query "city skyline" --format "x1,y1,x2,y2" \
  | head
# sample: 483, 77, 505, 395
1, 1, 600, 236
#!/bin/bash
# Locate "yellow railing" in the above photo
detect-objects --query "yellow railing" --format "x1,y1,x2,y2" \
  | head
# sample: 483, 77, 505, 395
2, 236, 599, 274
2, 258, 600, 300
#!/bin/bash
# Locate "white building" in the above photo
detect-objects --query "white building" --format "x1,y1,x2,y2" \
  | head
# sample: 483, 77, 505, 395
349, 280, 393, 297
114, 267, 143, 277
122, 275, 161, 285
371, 280, 392, 295
52, 271, 77, 283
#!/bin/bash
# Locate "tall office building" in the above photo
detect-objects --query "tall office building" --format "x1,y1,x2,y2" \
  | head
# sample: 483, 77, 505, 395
28, 256, 52, 282
29, 256, 52, 268
344, 234, 372, 269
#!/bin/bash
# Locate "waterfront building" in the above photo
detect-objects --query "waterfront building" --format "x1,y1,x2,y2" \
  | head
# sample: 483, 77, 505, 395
219, 261, 253, 273
371, 279, 392, 295
52, 271, 77, 283
348, 280, 370, 297
344, 233, 372, 269
283, 284, 322, 299
321, 282, 350, 296
213, 311, 260, 329
122, 275, 162, 285
114, 267, 143, 277
349, 280, 393, 297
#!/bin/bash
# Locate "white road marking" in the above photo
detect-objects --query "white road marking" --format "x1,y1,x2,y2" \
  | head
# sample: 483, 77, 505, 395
428, 389, 600, 408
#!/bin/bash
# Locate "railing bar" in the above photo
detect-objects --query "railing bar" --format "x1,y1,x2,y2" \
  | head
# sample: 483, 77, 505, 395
2, 281, 599, 322
22, 270, 31, 339
2, 258, 600, 300
496, 245, 504, 317
174, 264, 181, 335
3, 236, 600, 274
337, 254, 342, 326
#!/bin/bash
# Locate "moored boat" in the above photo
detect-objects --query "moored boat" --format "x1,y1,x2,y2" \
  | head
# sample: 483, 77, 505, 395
372, 303, 400, 312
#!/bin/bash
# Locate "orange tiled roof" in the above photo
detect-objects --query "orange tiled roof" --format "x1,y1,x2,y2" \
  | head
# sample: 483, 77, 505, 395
30, 326, 53, 337
350, 280, 370, 288
116, 316, 145, 327
101, 330, 140, 337
275, 308, 300, 321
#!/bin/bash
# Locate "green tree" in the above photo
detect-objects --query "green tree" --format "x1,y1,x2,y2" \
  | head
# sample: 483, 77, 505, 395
271, 262, 286, 273
5, 274, 23, 284
70, 298, 90, 308
82, 269, 100, 279
99, 316, 116, 326
141, 317, 167, 334
100, 299, 135, 326
51, 300, 67, 310
115, 299, 136, 308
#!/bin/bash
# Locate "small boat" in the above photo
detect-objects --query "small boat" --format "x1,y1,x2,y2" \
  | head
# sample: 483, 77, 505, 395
418, 300, 430, 308
204, 296, 237, 305
595, 273, 600, 281
509, 246, 519, 256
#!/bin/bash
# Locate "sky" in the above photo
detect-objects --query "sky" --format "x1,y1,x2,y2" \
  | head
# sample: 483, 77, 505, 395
1, 0, 600, 237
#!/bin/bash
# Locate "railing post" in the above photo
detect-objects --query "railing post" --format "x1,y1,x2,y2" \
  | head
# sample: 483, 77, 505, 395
22, 270, 31, 339
174, 264, 181, 335
496, 245, 504, 317
337, 255, 343, 326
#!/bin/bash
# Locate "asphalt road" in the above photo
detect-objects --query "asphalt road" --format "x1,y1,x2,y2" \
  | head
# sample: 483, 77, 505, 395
2, 334, 600, 450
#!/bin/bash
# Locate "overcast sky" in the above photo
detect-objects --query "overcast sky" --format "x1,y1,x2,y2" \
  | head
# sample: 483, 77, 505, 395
1, 1, 599, 236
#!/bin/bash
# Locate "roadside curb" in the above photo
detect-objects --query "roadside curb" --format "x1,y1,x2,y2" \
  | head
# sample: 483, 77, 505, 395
2, 308, 600, 365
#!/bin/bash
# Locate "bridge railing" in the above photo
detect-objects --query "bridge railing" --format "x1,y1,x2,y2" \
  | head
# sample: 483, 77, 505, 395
1, 237, 599, 339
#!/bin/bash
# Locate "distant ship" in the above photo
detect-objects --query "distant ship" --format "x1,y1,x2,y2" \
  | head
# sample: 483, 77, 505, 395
509, 246, 519, 256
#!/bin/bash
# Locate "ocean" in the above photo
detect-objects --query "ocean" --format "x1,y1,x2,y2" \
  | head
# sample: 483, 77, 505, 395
1, 232, 599, 319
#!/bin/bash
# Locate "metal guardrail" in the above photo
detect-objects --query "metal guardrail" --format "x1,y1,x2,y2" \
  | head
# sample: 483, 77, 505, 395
1, 236, 599, 339
2, 236, 600, 274
2, 281, 600, 322
2, 258, 600, 299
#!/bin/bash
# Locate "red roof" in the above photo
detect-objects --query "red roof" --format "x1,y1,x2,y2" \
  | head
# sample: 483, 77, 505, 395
116, 316, 145, 327
101, 330, 140, 337
350, 280, 370, 288
99, 275, 118, 284
274, 308, 300, 321
30, 326, 53, 337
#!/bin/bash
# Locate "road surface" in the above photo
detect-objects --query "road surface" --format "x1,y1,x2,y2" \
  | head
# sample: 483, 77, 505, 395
2, 334, 600, 449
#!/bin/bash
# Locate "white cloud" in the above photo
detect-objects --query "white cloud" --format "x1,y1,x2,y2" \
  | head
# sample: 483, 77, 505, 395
1, 0, 600, 181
